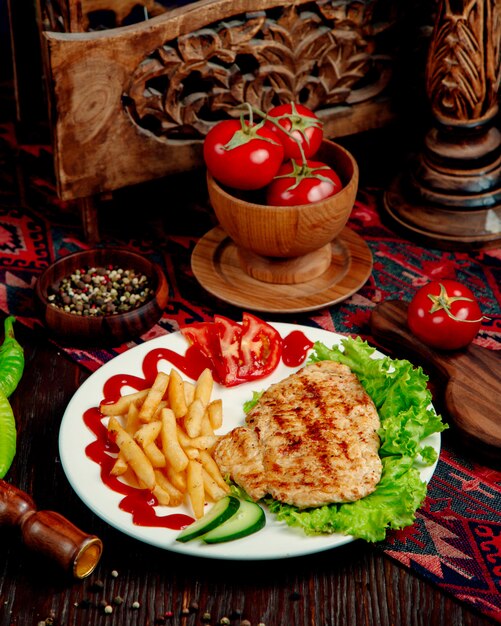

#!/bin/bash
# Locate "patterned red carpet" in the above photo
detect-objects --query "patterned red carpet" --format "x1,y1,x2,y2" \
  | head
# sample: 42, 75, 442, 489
1, 120, 500, 623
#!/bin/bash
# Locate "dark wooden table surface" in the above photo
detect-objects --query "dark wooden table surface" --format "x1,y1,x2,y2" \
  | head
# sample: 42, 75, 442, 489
1, 320, 496, 626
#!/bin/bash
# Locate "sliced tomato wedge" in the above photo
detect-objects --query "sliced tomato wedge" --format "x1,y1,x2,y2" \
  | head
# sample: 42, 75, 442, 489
180, 322, 227, 384
180, 322, 219, 360
213, 314, 242, 386
180, 313, 282, 387
238, 312, 282, 381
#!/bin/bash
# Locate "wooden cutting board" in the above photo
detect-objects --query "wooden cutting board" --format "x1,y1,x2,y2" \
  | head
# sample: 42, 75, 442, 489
370, 300, 501, 467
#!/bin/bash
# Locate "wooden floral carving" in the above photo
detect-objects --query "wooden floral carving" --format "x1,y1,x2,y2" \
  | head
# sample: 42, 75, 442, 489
425, 0, 501, 123
383, 0, 501, 248
125, 1, 395, 138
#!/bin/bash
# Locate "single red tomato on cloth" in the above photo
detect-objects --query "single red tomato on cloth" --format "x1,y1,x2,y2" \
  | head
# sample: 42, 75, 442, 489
181, 313, 282, 386
407, 279, 484, 350
203, 119, 284, 190
266, 159, 343, 206
265, 103, 323, 160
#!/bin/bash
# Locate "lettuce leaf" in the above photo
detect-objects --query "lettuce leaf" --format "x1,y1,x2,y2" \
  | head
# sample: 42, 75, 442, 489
260, 336, 448, 542
243, 390, 263, 414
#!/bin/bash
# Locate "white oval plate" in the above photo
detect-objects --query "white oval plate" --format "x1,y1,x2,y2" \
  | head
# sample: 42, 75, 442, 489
59, 322, 440, 560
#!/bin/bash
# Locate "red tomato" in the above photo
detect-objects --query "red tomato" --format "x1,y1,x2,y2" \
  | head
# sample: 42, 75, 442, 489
181, 313, 283, 386
265, 103, 323, 160
266, 159, 343, 206
180, 322, 227, 383
238, 312, 282, 381
203, 119, 284, 190
407, 280, 484, 350
213, 314, 242, 385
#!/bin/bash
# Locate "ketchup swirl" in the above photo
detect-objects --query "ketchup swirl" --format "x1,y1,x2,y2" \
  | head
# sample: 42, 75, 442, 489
83, 327, 313, 530
84, 364, 196, 530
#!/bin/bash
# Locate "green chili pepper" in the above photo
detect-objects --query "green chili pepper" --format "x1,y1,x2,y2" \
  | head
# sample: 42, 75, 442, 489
0, 388, 16, 478
0, 316, 24, 398
0, 317, 24, 478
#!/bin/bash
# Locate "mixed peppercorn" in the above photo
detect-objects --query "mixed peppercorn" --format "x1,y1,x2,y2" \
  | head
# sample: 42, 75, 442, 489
48, 266, 153, 316
56, 569, 270, 625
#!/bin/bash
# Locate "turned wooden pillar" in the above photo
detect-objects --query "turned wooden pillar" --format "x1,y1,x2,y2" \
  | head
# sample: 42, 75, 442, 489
383, 0, 501, 249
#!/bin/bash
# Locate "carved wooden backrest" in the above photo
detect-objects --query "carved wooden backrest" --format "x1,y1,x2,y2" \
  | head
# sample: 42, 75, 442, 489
41, 0, 401, 201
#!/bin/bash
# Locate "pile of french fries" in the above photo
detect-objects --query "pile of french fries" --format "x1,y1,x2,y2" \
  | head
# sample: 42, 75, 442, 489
100, 368, 229, 518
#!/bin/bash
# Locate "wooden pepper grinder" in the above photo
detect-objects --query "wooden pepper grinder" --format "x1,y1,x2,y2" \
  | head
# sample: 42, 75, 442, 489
383, 0, 501, 249
0, 480, 103, 579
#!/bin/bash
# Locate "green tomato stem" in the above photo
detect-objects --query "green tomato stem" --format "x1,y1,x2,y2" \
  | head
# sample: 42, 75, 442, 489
427, 283, 484, 323
235, 103, 309, 167
240, 102, 254, 128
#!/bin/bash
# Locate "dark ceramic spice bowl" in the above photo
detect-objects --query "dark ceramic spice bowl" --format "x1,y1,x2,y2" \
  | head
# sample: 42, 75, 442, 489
35, 248, 169, 346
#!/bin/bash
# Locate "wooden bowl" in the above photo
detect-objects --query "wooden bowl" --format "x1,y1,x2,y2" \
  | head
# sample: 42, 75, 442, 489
206, 139, 359, 284
35, 248, 169, 346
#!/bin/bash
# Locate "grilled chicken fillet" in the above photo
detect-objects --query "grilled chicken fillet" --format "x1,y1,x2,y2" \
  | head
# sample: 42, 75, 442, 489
213, 360, 382, 508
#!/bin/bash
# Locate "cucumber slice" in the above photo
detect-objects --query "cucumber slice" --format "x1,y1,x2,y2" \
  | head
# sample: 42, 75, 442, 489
202, 499, 265, 544
176, 495, 240, 543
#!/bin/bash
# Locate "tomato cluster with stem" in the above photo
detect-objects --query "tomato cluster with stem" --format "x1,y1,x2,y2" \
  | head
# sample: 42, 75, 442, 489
203, 102, 343, 206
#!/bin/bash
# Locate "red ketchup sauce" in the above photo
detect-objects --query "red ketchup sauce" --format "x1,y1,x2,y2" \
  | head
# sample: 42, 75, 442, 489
85, 365, 198, 530
84, 329, 313, 530
282, 330, 314, 367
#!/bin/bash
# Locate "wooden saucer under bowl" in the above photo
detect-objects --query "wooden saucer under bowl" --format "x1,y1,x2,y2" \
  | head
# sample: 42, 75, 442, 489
191, 226, 372, 313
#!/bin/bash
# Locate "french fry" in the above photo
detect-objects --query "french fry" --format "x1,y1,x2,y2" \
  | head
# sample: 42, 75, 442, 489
121, 466, 141, 489
199, 449, 229, 490
144, 443, 166, 468
134, 420, 162, 446
176, 425, 192, 449
207, 398, 223, 430
100, 389, 149, 416
152, 483, 171, 506
202, 468, 229, 501
194, 368, 213, 407
108, 417, 155, 490
138, 371, 170, 422
152, 400, 167, 421
200, 410, 215, 438
187, 459, 205, 518
167, 369, 188, 418
192, 435, 217, 450
110, 454, 128, 476
184, 398, 205, 438
176, 426, 215, 451
124, 402, 141, 436
105, 364, 227, 514
164, 465, 187, 493
155, 470, 184, 507
184, 447, 200, 460
183, 381, 195, 406
133, 421, 166, 467
160, 408, 189, 472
